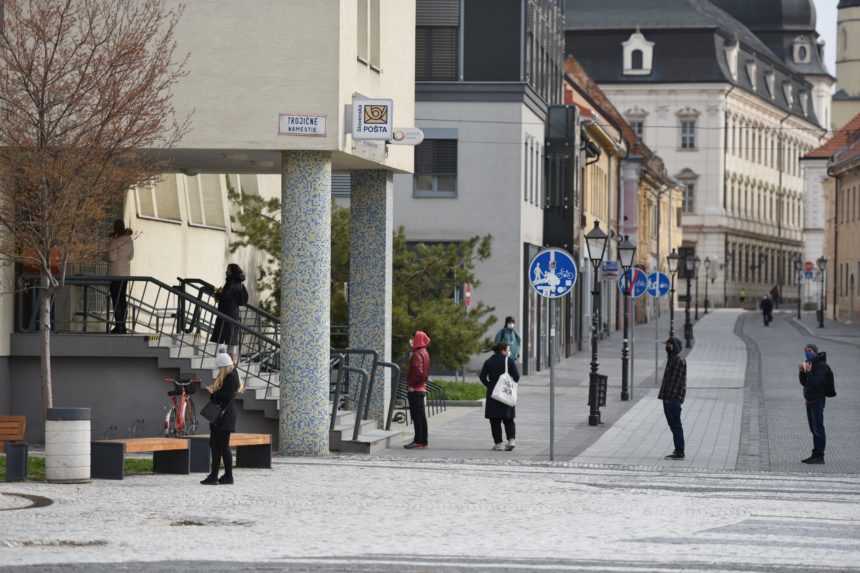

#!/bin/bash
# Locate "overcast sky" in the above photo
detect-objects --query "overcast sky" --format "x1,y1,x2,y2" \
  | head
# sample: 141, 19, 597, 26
815, 0, 838, 74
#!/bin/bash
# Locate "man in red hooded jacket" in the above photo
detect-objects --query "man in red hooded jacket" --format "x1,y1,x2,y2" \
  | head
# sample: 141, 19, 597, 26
404, 330, 430, 449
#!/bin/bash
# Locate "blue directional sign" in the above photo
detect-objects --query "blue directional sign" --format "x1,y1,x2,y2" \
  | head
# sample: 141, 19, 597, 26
647, 272, 671, 298
529, 248, 578, 299
617, 268, 649, 299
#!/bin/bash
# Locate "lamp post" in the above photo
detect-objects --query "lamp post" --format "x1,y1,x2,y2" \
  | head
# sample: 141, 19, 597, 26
703, 257, 711, 315
585, 221, 609, 425
694, 256, 701, 321
794, 257, 802, 320
684, 254, 694, 348
817, 256, 827, 328
668, 249, 680, 339
618, 235, 637, 402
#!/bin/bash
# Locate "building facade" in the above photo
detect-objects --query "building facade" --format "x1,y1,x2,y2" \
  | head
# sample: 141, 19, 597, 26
833, 0, 860, 130
566, 0, 827, 308
394, 0, 565, 374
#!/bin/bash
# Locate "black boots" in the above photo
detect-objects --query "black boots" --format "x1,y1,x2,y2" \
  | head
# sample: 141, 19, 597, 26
802, 452, 825, 464
200, 474, 218, 485
665, 450, 685, 460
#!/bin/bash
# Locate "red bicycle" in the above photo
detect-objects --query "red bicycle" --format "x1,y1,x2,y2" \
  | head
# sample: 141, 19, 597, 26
163, 375, 199, 437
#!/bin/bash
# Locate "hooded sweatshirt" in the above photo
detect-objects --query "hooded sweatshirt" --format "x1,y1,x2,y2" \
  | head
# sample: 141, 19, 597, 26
658, 337, 686, 402
407, 331, 431, 393
799, 345, 835, 401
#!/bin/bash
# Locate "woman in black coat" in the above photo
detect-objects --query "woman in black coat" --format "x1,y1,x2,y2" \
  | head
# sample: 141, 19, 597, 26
479, 342, 520, 451
210, 264, 249, 361
200, 350, 242, 485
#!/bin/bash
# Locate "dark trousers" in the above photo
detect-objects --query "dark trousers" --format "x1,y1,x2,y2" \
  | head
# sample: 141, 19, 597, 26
110, 281, 128, 330
490, 418, 516, 444
663, 399, 685, 453
407, 392, 428, 445
763, 311, 772, 326
209, 428, 233, 477
805, 399, 826, 455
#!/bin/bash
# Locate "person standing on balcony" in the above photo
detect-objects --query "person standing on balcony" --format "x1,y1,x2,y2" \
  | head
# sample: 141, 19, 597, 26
107, 220, 134, 334
210, 264, 248, 364
403, 330, 430, 449
494, 316, 521, 363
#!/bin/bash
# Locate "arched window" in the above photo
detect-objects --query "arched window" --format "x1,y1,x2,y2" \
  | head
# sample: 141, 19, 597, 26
622, 29, 654, 76
631, 49, 644, 70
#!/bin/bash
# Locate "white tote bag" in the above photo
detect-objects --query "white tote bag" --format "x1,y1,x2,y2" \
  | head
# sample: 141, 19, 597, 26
491, 357, 518, 407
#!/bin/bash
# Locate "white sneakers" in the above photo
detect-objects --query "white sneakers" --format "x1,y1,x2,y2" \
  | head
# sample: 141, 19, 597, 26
492, 440, 516, 452
492, 443, 505, 451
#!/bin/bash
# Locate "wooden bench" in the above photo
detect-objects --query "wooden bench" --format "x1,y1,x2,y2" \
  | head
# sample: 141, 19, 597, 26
0, 416, 26, 451
188, 433, 272, 473
91, 437, 190, 480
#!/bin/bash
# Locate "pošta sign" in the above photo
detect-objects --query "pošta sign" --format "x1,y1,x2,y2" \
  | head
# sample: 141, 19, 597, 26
352, 97, 394, 140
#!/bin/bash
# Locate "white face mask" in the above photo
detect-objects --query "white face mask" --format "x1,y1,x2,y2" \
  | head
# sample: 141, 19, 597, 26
506, 323, 515, 329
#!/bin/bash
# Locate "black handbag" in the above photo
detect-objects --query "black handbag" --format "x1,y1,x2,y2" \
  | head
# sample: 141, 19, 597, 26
200, 400, 223, 423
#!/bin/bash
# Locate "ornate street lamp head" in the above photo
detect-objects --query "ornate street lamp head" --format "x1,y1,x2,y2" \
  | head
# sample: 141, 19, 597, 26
667, 249, 680, 274
817, 256, 827, 272
704, 257, 711, 272
694, 256, 701, 273
685, 255, 695, 272
617, 235, 637, 271
585, 220, 608, 269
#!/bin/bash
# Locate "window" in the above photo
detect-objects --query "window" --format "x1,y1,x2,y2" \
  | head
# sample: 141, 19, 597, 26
416, 27, 457, 81
414, 139, 457, 198
357, 0, 369, 63
369, 0, 381, 68
631, 120, 644, 141
681, 120, 696, 149
631, 49, 644, 70
683, 183, 695, 214
185, 174, 226, 228
136, 175, 181, 222
416, 0, 459, 81
622, 29, 654, 76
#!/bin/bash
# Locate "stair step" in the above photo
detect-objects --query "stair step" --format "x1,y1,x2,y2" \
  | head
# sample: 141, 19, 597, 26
330, 429, 402, 454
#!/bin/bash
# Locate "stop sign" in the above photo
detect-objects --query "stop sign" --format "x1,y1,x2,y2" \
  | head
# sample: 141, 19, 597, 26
804, 261, 814, 273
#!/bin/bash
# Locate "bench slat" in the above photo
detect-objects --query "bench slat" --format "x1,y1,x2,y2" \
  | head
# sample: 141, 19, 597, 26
189, 433, 271, 447
95, 438, 188, 453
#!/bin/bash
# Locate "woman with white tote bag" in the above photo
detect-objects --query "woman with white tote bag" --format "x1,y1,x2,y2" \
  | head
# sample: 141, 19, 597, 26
479, 342, 521, 451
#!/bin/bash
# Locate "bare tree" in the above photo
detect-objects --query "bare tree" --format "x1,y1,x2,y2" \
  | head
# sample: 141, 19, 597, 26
0, 0, 188, 417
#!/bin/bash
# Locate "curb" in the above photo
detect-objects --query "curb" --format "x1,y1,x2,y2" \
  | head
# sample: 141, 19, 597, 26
788, 317, 860, 349
446, 399, 484, 408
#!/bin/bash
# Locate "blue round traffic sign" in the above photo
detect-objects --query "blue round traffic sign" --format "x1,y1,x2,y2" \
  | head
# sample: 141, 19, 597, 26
618, 268, 648, 299
647, 272, 671, 298
529, 248, 577, 299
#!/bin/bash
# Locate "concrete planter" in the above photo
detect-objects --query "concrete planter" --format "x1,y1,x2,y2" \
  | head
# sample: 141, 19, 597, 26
45, 408, 91, 483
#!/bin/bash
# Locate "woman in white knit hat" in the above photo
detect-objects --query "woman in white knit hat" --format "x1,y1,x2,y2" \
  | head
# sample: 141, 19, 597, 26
201, 345, 242, 485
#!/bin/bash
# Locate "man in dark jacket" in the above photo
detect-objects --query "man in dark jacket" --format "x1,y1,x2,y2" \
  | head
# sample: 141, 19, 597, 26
404, 330, 430, 449
658, 337, 687, 460
798, 343, 835, 464
760, 295, 774, 326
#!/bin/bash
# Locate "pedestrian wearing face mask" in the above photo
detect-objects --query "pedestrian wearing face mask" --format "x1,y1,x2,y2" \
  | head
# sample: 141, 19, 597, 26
798, 343, 837, 464
403, 330, 431, 449
658, 337, 687, 460
494, 316, 521, 363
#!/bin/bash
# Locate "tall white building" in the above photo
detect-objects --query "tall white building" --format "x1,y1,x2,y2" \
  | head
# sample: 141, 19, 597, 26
566, 0, 827, 307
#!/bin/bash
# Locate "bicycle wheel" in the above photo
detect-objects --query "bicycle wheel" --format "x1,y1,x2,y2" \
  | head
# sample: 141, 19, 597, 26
184, 399, 198, 435
165, 407, 178, 437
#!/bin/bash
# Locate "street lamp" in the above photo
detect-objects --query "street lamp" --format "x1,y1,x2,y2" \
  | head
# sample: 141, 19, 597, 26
684, 254, 695, 348
694, 256, 701, 321
817, 256, 827, 328
667, 249, 680, 338
618, 235, 636, 402
703, 257, 711, 315
585, 221, 609, 426
794, 257, 802, 320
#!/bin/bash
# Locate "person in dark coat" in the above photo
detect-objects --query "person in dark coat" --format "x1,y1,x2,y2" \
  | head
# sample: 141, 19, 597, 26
760, 295, 774, 326
798, 343, 836, 464
210, 264, 249, 363
480, 342, 520, 451
658, 337, 687, 460
403, 330, 430, 449
201, 347, 241, 485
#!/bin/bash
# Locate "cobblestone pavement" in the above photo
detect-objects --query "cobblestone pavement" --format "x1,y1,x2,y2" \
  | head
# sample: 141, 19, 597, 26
388, 311, 673, 461
574, 310, 745, 469
739, 311, 860, 474
1, 458, 859, 572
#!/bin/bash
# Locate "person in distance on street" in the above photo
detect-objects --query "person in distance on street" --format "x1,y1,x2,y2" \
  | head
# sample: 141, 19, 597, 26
480, 342, 520, 451
760, 295, 774, 326
798, 343, 836, 464
403, 330, 431, 449
201, 346, 241, 485
493, 316, 522, 364
659, 337, 687, 460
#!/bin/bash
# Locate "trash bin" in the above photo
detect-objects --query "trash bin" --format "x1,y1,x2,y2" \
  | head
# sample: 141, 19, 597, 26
45, 407, 91, 484
4, 442, 28, 482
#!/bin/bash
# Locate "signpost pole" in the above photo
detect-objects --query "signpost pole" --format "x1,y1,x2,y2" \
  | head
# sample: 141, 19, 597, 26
549, 298, 555, 462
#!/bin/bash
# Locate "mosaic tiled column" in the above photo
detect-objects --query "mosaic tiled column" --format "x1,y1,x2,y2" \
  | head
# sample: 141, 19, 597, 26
280, 151, 331, 456
349, 170, 393, 425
